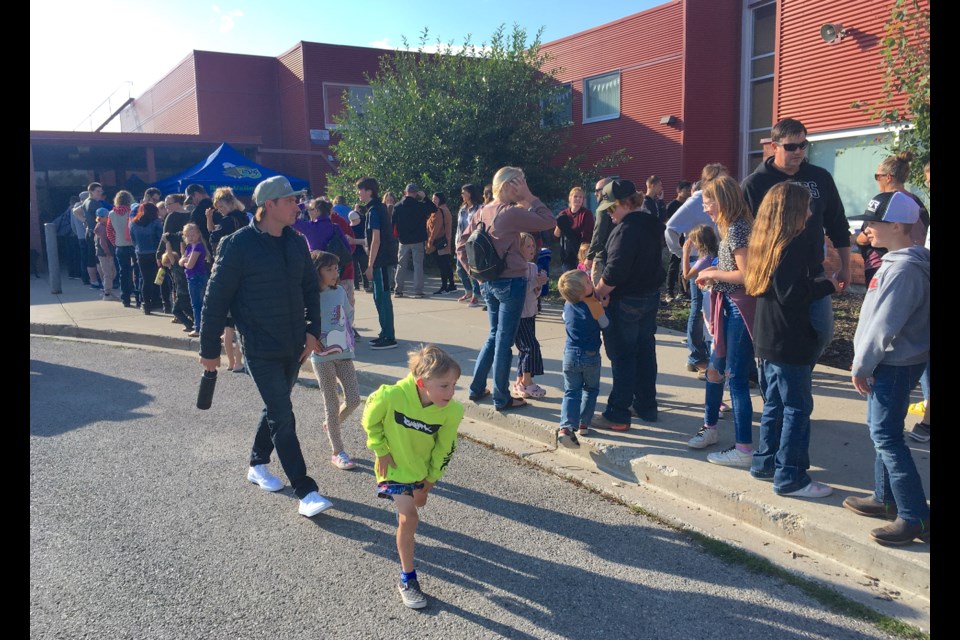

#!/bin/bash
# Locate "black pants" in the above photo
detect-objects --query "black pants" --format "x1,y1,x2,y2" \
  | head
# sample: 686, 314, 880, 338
666, 253, 682, 297
434, 253, 454, 289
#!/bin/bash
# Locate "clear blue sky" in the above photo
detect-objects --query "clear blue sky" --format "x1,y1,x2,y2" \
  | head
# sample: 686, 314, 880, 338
30, 0, 664, 131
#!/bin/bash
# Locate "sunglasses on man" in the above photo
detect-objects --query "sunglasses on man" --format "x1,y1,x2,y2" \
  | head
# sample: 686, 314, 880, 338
778, 140, 808, 152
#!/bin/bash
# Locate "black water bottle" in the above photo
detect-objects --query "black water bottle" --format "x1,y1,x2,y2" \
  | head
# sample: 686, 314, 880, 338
197, 370, 218, 410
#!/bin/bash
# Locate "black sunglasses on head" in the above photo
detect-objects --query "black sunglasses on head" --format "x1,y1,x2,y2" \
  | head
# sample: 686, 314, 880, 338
779, 140, 808, 152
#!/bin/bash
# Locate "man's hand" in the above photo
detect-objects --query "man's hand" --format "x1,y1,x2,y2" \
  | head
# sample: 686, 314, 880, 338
375, 453, 397, 478
852, 375, 872, 397
835, 265, 851, 294
200, 356, 220, 372
301, 333, 320, 363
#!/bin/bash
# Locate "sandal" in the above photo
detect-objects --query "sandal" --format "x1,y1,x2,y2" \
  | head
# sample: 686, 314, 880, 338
496, 397, 528, 412
469, 388, 491, 402
457, 294, 471, 303
513, 381, 546, 399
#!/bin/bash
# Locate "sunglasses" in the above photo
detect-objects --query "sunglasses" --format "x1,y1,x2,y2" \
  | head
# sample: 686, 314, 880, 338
779, 140, 808, 152
874, 173, 890, 181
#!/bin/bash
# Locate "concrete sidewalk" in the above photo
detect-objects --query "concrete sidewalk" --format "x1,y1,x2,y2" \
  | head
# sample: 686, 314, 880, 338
29, 272, 930, 629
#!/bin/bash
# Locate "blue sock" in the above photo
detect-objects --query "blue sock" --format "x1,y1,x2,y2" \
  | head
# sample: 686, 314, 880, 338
400, 569, 417, 584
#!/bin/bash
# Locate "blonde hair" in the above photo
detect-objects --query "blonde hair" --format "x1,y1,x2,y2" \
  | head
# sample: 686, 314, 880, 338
744, 182, 810, 296
702, 175, 752, 238
577, 242, 590, 264
558, 269, 590, 303
492, 166, 524, 200
699, 163, 729, 190
519, 232, 536, 254
688, 225, 719, 257
408, 344, 461, 380
181, 222, 201, 240
568, 186, 585, 204
878, 151, 914, 184
212, 187, 241, 211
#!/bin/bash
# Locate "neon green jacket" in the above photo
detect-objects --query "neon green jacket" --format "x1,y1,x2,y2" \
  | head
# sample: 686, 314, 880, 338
362, 374, 464, 484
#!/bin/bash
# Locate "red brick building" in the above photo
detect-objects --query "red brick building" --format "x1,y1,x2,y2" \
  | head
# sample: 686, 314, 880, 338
31, 0, 927, 276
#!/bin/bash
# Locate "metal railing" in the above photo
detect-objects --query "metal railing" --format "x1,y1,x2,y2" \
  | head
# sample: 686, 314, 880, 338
74, 82, 134, 132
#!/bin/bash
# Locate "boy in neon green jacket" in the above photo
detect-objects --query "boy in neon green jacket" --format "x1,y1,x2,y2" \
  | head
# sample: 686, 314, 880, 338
362, 344, 464, 609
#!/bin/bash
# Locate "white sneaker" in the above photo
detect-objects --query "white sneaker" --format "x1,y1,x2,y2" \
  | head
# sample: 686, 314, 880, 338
688, 426, 720, 449
298, 491, 334, 517
780, 481, 833, 499
707, 446, 753, 467
247, 464, 284, 492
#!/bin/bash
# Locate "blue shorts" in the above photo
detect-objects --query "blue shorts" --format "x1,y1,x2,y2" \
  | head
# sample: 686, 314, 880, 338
376, 480, 424, 501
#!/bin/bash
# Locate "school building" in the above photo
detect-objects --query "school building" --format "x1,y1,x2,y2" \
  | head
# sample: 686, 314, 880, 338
31, 0, 928, 285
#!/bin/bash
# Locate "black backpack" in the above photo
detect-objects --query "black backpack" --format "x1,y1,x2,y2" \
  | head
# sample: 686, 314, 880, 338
465, 204, 507, 282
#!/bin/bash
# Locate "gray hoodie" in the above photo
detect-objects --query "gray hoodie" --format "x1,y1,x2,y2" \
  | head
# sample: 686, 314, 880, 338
852, 245, 929, 378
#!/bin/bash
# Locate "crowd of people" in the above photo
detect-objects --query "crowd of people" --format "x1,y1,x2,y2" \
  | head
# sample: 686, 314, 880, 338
54, 116, 930, 607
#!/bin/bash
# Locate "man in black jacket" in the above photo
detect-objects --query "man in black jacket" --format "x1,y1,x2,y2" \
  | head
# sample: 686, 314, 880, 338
583, 176, 615, 285
392, 183, 436, 298
198, 176, 332, 518
741, 118, 851, 363
592, 179, 666, 432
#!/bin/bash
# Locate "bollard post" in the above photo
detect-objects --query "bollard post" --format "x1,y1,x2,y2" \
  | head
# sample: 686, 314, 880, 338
44, 223, 62, 294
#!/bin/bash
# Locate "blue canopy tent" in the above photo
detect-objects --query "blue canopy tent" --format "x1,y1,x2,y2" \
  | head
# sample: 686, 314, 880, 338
151, 143, 309, 197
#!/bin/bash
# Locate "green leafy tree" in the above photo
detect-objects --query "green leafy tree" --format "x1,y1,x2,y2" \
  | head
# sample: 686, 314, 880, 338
327, 24, 628, 205
852, 0, 929, 191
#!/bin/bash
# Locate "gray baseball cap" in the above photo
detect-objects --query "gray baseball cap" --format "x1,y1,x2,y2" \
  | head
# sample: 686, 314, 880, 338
253, 176, 306, 206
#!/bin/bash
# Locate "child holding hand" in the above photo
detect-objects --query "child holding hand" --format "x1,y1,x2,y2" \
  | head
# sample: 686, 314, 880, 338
308, 251, 361, 470
362, 345, 464, 609
179, 223, 207, 338
557, 269, 609, 446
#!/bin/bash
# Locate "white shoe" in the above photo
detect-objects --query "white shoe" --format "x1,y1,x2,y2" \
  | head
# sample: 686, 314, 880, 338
688, 426, 719, 449
247, 464, 284, 492
707, 446, 753, 467
780, 481, 833, 499
298, 491, 334, 517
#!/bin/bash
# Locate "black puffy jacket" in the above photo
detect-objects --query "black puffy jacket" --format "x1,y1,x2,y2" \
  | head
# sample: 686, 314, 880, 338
199, 222, 321, 361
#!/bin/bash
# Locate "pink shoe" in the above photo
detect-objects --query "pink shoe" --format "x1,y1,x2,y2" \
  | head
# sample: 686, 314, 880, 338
514, 381, 546, 398
457, 294, 470, 302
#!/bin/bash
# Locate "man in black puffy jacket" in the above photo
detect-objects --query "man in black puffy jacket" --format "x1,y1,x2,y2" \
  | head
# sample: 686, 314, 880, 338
198, 176, 333, 519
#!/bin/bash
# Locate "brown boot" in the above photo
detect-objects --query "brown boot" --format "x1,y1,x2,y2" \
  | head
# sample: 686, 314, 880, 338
870, 517, 929, 546
842, 495, 898, 520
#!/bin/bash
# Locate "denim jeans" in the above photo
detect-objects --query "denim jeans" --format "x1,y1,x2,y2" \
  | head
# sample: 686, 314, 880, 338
686, 276, 709, 365
704, 296, 754, 444
751, 360, 814, 493
919, 361, 930, 401
470, 276, 525, 409
601, 291, 660, 424
456, 261, 481, 297
170, 263, 193, 324
560, 347, 602, 429
372, 266, 395, 340
868, 362, 929, 523
187, 273, 208, 332
809, 295, 834, 365
244, 354, 319, 500
394, 241, 425, 295
116, 245, 136, 303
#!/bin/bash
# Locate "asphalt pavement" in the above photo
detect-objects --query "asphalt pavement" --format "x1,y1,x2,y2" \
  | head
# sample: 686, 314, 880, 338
29, 269, 930, 631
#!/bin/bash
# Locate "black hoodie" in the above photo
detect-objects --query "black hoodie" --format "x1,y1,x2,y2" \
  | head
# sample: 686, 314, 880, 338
741, 157, 850, 277
601, 209, 665, 297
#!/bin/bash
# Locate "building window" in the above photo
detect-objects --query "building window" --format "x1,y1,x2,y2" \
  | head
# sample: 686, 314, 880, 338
805, 128, 913, 227
323, 83, 374, 130
541, 84, 573, 128
741, 1, 776, 175
583, 72, 620, 123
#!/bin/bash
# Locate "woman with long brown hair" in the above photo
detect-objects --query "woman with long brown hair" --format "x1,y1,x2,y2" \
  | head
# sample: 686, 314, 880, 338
686, 176, 757, 466
745, 182, 838, 498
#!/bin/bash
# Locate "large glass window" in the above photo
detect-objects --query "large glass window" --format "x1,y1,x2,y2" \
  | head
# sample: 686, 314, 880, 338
541, 84, 573, 128
324, 83, 373, 129
583, 72, 620, 123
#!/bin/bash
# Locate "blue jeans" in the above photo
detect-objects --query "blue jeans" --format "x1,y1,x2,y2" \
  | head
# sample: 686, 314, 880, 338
868, 362, 929, 523
372, 266, 395, 340
560, 347, 601, 429
809, 295, 834, 365
751, 360, 814, 493
470, 277, 525, 409
187, 273, 208, 332
244, 354, 319, 500
601, 291, 660, 424
704, 296, 754, 444
686, 275, 709, 366
456, 261, 481, 297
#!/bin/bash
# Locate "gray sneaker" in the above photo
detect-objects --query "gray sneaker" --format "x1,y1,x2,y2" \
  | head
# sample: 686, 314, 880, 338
906, 422, 930, 443
706, 445, 752, 467
688, 426, 719, 449
398, 578, 427, 609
